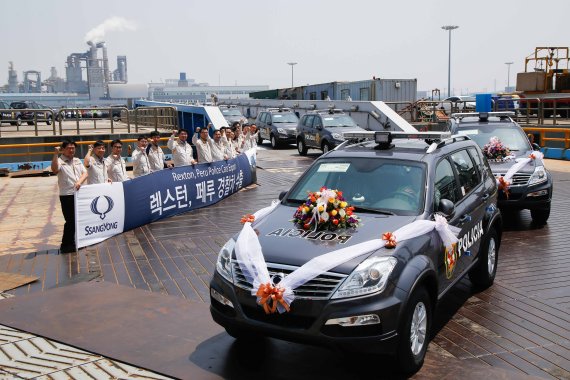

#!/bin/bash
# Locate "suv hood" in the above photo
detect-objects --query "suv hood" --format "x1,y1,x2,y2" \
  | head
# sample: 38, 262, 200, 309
238, 204, 416, 274
488, 150, 541, 174
326, 126, 366, 137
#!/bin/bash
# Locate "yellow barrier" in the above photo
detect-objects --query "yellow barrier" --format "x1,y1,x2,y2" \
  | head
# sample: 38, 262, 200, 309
522, 127, 570, 149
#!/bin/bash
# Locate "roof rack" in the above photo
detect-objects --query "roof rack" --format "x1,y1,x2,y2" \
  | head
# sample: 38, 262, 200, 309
309, 108, 344, 115
426, 135, 471, 153
343, 131, 451, 150
450, 111, 515, 121
266, 107, 292, 112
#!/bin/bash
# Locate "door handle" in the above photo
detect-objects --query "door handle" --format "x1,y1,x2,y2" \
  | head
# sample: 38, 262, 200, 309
481, 193, 490, 201
459, 214, 471, 224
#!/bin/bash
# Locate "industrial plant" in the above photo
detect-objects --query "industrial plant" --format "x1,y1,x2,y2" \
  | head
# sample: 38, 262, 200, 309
4, 41, 128, 101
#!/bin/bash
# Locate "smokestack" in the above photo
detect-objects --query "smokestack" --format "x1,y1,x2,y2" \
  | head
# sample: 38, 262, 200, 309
87, 41, 97, 67
98, 42, 110, 83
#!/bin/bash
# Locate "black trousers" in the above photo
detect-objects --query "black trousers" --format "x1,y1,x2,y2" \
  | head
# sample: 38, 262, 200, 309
59, 195, 76, 249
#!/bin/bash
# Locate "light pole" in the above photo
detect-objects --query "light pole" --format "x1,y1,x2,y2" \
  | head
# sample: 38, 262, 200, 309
505, 61, 514, 91
441, 25, 459, 97
287, 62, 297, 87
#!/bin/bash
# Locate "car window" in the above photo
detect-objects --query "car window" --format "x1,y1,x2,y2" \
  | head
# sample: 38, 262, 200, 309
286, 158, 426, 215
258, 113, 266, 123
450, 150, 478, 198
313, 117, 322, 128
304, 115, 314, 128
272, 113, 299, 123
467, 147, 483, 176
434, 159, 458, 206
321, 115, 357, 128
456, 124, 531, 152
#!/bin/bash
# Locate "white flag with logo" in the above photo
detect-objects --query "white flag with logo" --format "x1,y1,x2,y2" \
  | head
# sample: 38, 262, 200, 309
75, 182, 125, 248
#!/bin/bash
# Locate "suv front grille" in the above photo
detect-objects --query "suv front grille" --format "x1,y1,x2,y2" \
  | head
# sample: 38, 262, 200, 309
494, 172, 531, 187
232, 262, 346, 300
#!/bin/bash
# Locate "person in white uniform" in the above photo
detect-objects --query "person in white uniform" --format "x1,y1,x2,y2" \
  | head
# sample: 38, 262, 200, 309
167, 129, 196, 167
130, 135, 151, 177
192, 124, 214, 163
84, 140, 111, 185
146, 131, 172, 171
50, 139, 88, 253
106, 139, 128, 182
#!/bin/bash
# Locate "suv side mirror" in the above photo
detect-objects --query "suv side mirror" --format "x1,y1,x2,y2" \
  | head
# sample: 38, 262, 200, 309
532, 143, 540, 151
438, 199, 455, 217
316, 124, 323, 130
267, 121, 272, 126
278, 190, 287, 200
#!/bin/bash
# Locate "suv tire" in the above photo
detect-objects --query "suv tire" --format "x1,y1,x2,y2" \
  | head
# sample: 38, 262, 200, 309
46, 116, 52, 125
297, 139, 308, 156
15, 116, 22, 127
322, 141, 332, 154
396, 287, 431, 376
469, 228, 499, 289
270, 134, 279, 149
531, 207, 550, 225
257, 133, 263, 145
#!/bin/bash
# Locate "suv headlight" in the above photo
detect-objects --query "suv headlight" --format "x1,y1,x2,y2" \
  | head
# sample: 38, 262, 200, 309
332, 133, 343, 140
528, 165, 547, 186
216, 239, 235, 282
277, 127, 286, 134
332, 256, 397, 299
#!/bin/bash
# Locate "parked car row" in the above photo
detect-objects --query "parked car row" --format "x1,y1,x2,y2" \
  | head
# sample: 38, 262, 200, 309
0, 101, 127, 126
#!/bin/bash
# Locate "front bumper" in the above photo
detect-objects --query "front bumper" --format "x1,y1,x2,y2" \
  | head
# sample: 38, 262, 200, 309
497, 178, 552, 211
209, 272, 404, 354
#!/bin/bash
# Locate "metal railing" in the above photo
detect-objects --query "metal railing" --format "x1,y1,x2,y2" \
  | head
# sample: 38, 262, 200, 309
0, 106, 178, 137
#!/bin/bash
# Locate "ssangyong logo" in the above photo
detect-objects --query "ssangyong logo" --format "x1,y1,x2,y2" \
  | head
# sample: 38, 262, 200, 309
90, 196, 114, 220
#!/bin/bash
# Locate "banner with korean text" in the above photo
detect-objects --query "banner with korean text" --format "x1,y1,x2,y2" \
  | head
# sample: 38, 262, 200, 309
75, 151, 255, 248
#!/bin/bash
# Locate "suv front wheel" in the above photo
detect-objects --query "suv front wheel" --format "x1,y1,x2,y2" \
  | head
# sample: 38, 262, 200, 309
322, 141, 332, 154
396, 286, 431, 375
531, 207, 550, 225
297, 138, 308, 156
270, 134, 279, 149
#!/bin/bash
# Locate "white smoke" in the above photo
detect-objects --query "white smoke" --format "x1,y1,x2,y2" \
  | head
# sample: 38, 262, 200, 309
85, 16, 137, 43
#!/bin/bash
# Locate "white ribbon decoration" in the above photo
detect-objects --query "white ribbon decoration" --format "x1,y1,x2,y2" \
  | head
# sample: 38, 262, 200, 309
234, 202, 460, 313
496, 151, 544, 186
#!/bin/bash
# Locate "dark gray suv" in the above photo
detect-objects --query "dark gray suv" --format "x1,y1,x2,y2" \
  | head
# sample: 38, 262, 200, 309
256, 108, 299, 148
448, 112, 552, 224
296, 109, 365, 155
210, 130, 502, 375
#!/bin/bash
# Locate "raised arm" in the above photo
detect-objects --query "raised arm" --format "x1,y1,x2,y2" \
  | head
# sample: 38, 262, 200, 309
51, 146, 61, 174
83, 145, 94, 167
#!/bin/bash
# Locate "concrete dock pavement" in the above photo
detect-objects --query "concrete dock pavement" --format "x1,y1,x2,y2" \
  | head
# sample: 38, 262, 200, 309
0, 147, 569, 379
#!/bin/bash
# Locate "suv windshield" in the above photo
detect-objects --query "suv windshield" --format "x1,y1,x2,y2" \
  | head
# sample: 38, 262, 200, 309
286, 158, 425, 215
272, 113, 298, 123
222, 109, 242, 116
456, 123, 531, 152
322, 114, 358, 128
10, 102, 28, 109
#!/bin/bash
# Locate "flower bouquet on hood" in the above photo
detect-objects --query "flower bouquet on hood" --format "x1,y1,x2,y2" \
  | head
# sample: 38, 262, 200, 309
292, 187, 361, 231
482, 136, 512, 161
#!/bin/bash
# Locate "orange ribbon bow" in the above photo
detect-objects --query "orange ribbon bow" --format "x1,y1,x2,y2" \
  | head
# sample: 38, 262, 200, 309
256, 282, 290, 314
497, 177, 510, 199
240, 214, 255, 224
382, 232, 397, 248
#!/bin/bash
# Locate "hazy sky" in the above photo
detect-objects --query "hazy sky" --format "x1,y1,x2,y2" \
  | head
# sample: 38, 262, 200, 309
3, 0, 569, 94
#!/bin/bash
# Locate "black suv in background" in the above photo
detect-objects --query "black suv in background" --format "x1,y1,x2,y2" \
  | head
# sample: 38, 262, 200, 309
256, 108, 299, 148
296, 109, 365, 155
220, 105, 247, 126
448, 112, 552, 224
210, 130, 502, 375
0, 100, 14, 126
10, 101, 58, 125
